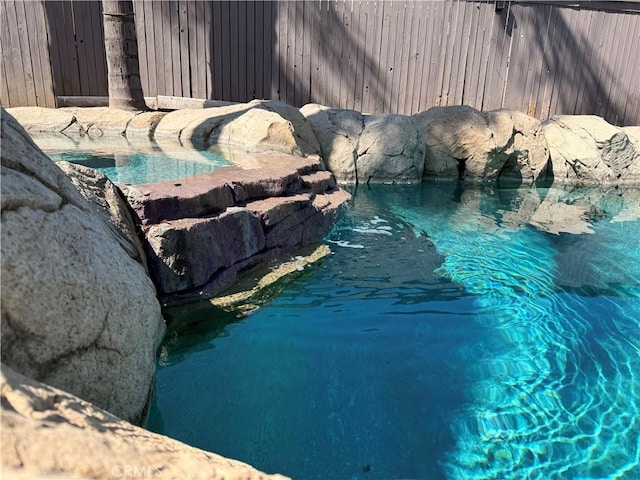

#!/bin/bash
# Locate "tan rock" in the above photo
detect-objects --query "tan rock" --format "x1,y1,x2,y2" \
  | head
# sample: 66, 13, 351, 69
542, 115, 640, 185
413, 105, 550, 185
153, 104, 251, 147
60, 107, 139, 137
57, 161, 149, 269
1, 109, 165, 423
357, 114, 425, 183
4, 106, 76, 133
1, 365, 289, 480
302, 104, 426, 184
250, 99, 321, 157
126, 111, 167, 138
300, 103, 363, 183
153, 101, 319, 157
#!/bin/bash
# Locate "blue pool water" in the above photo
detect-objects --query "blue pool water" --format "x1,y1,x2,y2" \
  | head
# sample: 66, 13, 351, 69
146, 183, 640, 479
46, 143, 229, 184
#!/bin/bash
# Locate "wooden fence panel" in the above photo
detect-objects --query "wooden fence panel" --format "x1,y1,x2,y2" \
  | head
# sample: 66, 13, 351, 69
1, 0, 55, 107
2, 0, 639, 125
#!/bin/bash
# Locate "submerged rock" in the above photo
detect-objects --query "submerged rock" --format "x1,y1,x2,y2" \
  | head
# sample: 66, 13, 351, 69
542, 115, 640, 185
0, 108, 165, 424
1, 364, 289, 480
412, 105, 551, 186
301, 104, 425, 184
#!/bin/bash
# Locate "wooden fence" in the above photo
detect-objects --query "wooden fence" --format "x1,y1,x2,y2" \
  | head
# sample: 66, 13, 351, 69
1, 1, 639, 125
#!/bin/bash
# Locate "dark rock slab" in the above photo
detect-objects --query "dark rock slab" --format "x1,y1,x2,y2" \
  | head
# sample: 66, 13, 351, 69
127, 152, 351, 304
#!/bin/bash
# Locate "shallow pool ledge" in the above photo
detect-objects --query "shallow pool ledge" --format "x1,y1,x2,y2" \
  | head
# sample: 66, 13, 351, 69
122, 153, 351, 306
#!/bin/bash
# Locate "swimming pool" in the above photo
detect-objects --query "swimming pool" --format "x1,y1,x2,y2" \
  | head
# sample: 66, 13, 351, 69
40, 138, 230, 184
146, 182, 640, 479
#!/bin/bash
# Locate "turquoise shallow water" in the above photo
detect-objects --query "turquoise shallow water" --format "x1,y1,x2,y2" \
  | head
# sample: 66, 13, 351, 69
146, 183, 640, 479
45, 142, 229, 184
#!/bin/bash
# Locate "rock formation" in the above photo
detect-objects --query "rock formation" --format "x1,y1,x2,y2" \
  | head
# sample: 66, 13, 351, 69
123, 154, 351, 304
300, 103, 425, 184
154, 99, 321, 158
1, 364, 289, 480
1, 109, 165, 424
6, 106, 165, 139
542, 115, 640, 185
57, 161, 149, 269
412, 105, 551, 185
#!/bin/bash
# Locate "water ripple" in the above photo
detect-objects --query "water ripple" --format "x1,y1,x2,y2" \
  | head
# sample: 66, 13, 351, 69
394, 191, 640, 480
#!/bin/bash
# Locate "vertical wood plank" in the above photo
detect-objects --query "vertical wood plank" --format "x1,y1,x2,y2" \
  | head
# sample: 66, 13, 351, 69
153, 0, 165, 95
237, 1, 247, 101
0, 1, 19, 105
252, 0, 262, 99
270, 1, 281, 100
520, 3, 546, 118
277, 0, 289, 102
433, 1, 452, 106
413, 2, 428, 112
159, 0, 173, 95
75, 1, 98, 95
262, 1, 274, 100
604, 12, 631, 124
360, 0, 374, 113
351, 0, 365, 112
169, 1, 182, 96
205, 2, 214, 98
10, 0, 36, 104
566, 6, 590, 116
444, 0, 462, 106
502, 3, 526, 112
539, 5, 560, 120
24, 1, 56, 107
310, 1, 326, 105
221, 1, 232, 100
178, 0, 191, 98
458, 1, 478, 107
142, 1, 157, 96
473, 2, 496, 109
73, 1, 92, 95
341, 1, 355, 110
1, 55, 11, 106
133, 2, 149, 96
573, 8, 596, 116
211, 1, 222, 99
291, 0, 302, 106
619, 14, 640, 124
324, 0, 336, 108
399, 1, 415, 114
420, 1, 440, 111
90, 0, 108, 94
299, 2, 317, 106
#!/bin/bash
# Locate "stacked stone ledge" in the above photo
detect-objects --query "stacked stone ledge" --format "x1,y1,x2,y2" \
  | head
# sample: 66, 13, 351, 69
8, 101, 640, 187
123, 154, 350, 305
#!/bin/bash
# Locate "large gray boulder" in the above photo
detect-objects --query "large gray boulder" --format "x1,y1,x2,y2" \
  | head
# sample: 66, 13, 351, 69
300, 104, 425, 184
543, 115, 640, 185
1, 365, 289, 480
413, 105, 550, 185
153, 100, 321, 159
57, 161, 149, 269
0, 109, 165, 424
